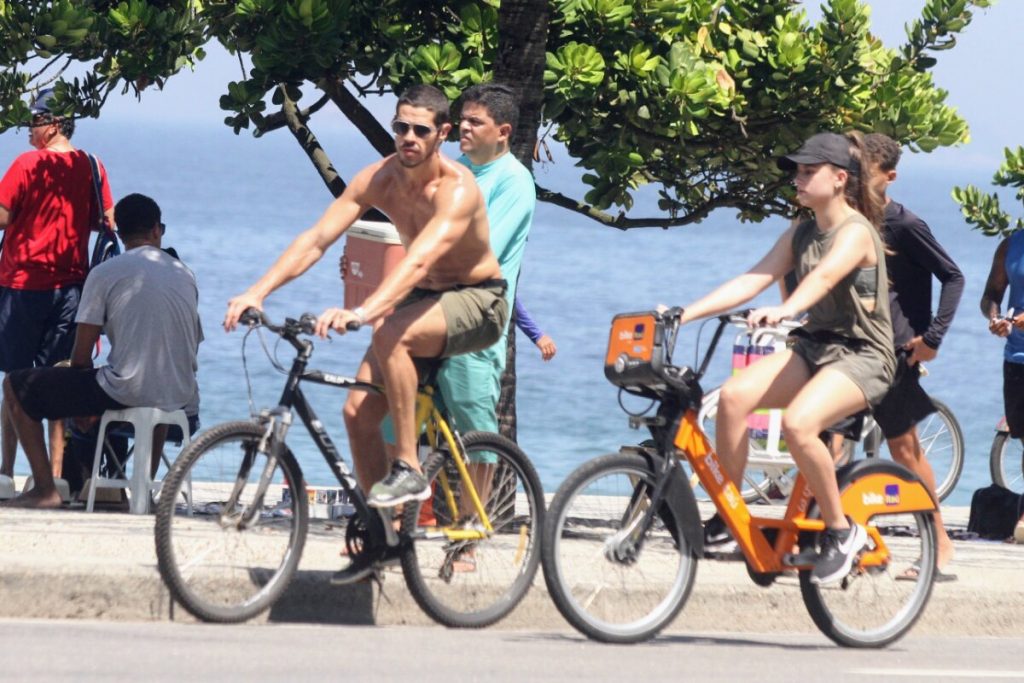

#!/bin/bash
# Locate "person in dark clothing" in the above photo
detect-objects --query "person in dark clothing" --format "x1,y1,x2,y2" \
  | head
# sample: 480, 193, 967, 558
863, 133, 964, 576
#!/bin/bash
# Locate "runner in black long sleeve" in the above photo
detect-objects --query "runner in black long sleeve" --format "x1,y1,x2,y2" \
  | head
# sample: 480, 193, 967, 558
864, 133, 964, 578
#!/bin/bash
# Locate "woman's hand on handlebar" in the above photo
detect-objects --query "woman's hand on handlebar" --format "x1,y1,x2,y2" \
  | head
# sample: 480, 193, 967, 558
747, 305, 794, 328
315, 307, 362, 338
224, 292, 264, 332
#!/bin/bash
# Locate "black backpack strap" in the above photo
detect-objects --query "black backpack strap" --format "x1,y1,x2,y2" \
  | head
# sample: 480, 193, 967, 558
86, 153, 108, 232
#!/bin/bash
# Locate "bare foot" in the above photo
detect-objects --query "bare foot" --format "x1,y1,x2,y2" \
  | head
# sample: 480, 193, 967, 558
937, 537, 955, 572
0, 488, 62, 509
452, 550, 476, 573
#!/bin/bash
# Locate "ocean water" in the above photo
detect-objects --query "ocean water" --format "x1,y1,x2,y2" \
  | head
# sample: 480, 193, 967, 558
0, 120, 1011, 506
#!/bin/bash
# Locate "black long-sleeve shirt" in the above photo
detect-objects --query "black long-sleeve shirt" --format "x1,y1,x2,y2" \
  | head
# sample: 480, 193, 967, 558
882, 200, 965, 349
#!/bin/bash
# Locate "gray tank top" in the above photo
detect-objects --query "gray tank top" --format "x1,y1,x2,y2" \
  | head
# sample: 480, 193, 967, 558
791, 214, 895, 365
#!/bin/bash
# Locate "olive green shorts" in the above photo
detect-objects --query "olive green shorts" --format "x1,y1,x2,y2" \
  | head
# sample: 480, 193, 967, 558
396, 279, 509, 358
790, 337, 895, 407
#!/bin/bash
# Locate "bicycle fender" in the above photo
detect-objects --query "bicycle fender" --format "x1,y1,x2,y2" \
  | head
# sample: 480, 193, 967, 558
836, 459, 937, 527
620, 446, 704, 556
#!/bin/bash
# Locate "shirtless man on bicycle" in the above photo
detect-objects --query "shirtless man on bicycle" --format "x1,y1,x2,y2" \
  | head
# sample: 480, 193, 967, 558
224, 84, 508, 511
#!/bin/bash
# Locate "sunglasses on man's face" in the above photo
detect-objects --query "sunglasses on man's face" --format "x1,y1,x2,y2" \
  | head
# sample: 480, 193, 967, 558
391, 119, 437, 139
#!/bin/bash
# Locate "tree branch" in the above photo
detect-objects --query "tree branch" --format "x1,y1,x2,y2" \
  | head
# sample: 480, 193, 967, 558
254, 93, 331, 135
321, 77, 393, 157
279, 84, 346, 198
536, 180, 791, 229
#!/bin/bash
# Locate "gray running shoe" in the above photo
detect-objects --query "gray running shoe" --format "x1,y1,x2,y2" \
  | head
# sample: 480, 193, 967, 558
810, 522, 868, 585
368, 460, 431, 508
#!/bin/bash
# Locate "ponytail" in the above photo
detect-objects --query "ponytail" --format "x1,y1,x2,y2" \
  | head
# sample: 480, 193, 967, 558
842, 130, 884, 231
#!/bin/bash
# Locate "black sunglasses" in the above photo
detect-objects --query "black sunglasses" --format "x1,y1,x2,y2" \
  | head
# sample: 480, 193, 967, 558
391, 119, 437, 139
159, 222, 166, 235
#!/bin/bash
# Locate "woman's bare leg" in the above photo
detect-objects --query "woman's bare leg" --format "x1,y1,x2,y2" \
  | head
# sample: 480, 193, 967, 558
781, 368, 870, 529
715, 350, 810, 486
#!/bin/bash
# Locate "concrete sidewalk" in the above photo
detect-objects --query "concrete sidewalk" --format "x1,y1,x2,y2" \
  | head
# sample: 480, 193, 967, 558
0, 501, 1021, 635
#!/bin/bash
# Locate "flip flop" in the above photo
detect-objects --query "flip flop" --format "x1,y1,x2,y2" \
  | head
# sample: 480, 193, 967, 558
895, 560, 957, 583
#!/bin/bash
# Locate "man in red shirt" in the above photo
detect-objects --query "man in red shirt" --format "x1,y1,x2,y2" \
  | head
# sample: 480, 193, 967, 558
0, 90, 113, 484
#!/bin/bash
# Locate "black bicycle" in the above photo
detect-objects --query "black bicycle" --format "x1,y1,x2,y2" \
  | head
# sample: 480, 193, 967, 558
154, 309, 544, 627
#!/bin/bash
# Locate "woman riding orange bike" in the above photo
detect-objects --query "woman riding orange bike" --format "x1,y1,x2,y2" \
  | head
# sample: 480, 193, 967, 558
674, 131, 894, 585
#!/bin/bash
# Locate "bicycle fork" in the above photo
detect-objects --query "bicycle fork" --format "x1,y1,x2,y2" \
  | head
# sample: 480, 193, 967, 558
222, 407, 292, 531
604, 455, 678, 564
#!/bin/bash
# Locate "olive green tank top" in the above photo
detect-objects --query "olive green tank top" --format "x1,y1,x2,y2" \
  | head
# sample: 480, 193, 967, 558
791, 214, 895, 367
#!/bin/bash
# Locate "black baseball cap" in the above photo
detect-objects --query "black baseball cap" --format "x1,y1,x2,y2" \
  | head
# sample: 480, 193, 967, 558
777, 132, 854, 172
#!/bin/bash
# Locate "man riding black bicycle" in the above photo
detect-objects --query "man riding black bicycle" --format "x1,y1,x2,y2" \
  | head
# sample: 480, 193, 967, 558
223, 85, 507, 543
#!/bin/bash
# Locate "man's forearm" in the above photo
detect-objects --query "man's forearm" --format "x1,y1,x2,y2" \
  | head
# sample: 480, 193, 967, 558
981, 294, 1003, 319
248, 231, 327, 299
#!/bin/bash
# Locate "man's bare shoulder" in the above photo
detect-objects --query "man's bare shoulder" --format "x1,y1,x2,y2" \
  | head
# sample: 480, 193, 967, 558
434, 154, 484, 202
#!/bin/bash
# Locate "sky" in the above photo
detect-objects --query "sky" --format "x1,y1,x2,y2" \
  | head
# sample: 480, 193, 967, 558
14, 1, 1024, 175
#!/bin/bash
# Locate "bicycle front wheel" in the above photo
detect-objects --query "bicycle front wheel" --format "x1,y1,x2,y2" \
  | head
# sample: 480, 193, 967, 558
541, 453, 699, 643
154, 421, 309, 623
800, 506, 936, 648
991, 430, 1024, 493
400, 431, 544, 628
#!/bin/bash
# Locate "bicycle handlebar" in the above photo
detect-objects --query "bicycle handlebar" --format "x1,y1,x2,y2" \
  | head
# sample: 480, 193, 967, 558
239, 308, 318, 338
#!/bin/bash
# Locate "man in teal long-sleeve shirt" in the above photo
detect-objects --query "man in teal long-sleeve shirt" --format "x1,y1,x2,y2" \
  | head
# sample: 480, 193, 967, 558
436, 84, 535, 444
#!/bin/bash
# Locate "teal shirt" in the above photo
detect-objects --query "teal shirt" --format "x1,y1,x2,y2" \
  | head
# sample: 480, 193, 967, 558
457, 152, 535, 307
436, 152, 536, 437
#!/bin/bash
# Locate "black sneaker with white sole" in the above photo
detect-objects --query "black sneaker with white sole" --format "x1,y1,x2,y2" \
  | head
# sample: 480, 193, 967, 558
367, 460, 431, 508
703, 513, 741, 557
810, 522, 868, 585
703, 513, 733, 546
330, 544, 403, 585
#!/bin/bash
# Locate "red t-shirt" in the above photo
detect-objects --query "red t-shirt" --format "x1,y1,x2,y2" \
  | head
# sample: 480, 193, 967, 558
0, 149, 113, 290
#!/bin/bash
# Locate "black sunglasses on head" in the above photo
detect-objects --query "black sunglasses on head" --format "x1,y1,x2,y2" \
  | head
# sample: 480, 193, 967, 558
391, 119, 437, 139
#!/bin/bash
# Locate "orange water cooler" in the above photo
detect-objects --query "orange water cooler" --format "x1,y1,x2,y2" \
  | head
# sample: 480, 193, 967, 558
343, 220, 405, 308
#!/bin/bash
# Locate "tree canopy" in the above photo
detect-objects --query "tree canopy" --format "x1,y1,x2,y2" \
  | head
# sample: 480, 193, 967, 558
0, 0, 994, 229
953, 146, 1024, 237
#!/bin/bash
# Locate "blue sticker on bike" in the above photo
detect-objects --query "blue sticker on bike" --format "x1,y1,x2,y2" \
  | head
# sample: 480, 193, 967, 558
884, 483, 900, 506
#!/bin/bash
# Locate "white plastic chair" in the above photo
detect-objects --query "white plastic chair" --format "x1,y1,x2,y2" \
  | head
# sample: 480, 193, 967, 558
85, 407, 190, 514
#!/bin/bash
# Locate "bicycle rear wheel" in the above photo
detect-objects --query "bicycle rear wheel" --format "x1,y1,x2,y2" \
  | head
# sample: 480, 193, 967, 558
400, 431, 544, 628
154, 421, 308, 623
872, 399, 964, 502
800, 501, 936, 647
991, 431, 1024, 493
541, 453, 699, 643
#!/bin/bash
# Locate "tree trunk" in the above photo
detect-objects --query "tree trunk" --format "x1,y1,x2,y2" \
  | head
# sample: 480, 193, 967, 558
494, 0, 549, 171
493, 0, 549, 442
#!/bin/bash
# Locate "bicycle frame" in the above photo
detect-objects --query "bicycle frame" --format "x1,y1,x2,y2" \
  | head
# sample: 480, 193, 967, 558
231, 315, 496, 546
608, 311, 939, 576
675, 409, 935, 573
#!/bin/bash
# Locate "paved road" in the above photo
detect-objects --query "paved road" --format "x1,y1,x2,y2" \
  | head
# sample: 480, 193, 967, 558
3, 619, 1022, 682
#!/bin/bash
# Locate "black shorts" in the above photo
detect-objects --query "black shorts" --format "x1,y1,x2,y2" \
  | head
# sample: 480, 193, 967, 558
0, 285, 81, 372
871, 349, 936, 439
7, 366, 126, 423
1004, 361, 1024, 439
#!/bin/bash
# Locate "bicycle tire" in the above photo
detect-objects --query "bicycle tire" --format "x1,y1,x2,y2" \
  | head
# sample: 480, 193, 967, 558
799, 465, 937, 647
155, 420, 309, 623
991, 430, 1024, 493
541, 452, 699, 643
399, 430, 544, 628
870, 399, 964, 502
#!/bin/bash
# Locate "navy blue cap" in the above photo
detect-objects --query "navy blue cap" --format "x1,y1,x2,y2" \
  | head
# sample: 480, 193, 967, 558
777, 133, 855, 172
29, 89, 59, 116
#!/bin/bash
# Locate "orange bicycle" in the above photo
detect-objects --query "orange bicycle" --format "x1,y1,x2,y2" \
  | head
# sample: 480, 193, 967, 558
541, 309, 939, 647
